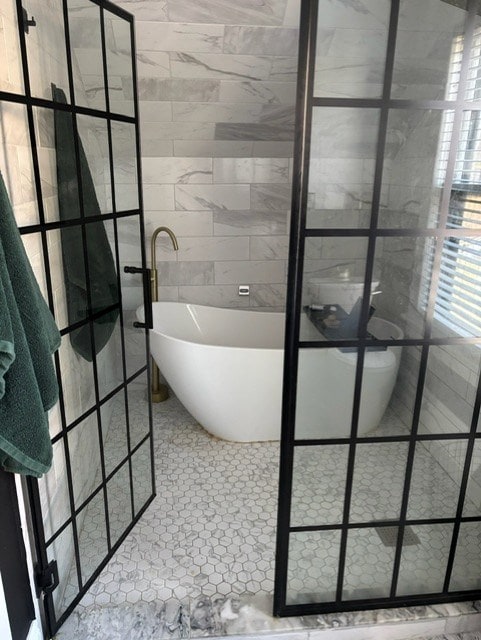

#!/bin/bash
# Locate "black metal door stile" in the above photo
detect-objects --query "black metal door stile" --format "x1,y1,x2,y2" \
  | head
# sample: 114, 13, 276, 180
0, 0, 155, 635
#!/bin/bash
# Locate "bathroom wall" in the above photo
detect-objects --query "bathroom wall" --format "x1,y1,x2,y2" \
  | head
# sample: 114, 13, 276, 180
0, 0, 119, 613
113, 0, 299, 311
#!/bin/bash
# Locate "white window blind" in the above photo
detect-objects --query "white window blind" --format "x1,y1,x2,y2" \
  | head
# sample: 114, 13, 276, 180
423, 29, 481, 337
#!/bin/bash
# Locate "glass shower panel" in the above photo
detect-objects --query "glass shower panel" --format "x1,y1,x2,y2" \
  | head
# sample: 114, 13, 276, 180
450, 521, 481, 591
128, 371, 150, 450
379, 109, 448, 229
392, 0, 468, 101
307, 108, 380, 230
107, 460, 132, 547
38, 440, 71, 541
407, 440, 468, 520
349, 443, 408, 523
286, 530, 341, 605
313, 0, 390, 99
77, 115, 112, 214
111, 121, 139, 211
104, 10, 134, 117
464, 440, 481, 517
67, 0, 105, 111
0, 0, 24, 93
77, 491, 108, 586
396, 523, 453, 596
342, 527, 395, 599
290, 445, 348, 527
47, 524, 77, 618
23, 0, 70, 101
67, 412, 102, 509
58, 331, 95, 425
418, 345, 480, 435
132, 439, 152, 516
295, 348, 359, 440
0, 103, 39, 225
100, 391, 128, 476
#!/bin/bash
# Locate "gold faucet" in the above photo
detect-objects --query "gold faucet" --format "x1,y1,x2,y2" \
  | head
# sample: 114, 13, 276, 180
150, 226, 179, 403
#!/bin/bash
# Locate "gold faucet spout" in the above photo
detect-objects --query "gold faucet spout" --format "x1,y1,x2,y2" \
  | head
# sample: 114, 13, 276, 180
150, 226, 179, 403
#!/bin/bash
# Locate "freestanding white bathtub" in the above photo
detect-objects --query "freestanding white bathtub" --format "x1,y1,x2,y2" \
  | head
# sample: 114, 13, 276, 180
145, 302, 402, 442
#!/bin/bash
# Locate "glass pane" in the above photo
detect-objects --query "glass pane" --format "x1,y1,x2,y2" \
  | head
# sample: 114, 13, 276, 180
407, 440, 467, 520
67, 413, 102, 508
128, 372, 150, 450
0, 0, 24, 93
38, 440, 71, 541
58, 332, 95, 424
361, 345, 419, 439
105, 11, 134, 116
300, 237, 369, 341
313, 0, 390, 99
48, 524, 77, 617
111, 121, 139, 211
77, 115, 112, 214
23, 0, 70, 100
307, 108, 380, 229
396, 523, 453, 596
21, 232, 48, 301
107, 461, 132, 546
419, 345, 480, 435
349, 443, 408, 523
373, 236, 432, 339
392, 0, 468, 100
0, 103, 39, 226
68, 0, 105, 111
379, 109, 447, 229
290, 445, 348, 527
295, 348, 358, 439
117, 215, 145, 378
450, 521, 481, 591
78, 491, 108, 585
343, 527, 395, 599
132, 439, 153, 516
464, 440, 481, 516
286, 530, 340, 605
97, 320, 123, 401
101, 391, 128, 476
431, 234, 481, 338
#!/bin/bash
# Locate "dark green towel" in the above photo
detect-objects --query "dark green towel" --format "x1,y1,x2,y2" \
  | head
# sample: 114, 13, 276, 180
0, 173, 61, 477
53, 87, 119, 361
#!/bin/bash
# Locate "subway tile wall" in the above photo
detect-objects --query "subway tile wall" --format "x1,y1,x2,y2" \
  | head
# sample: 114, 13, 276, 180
115, 0, 300, 311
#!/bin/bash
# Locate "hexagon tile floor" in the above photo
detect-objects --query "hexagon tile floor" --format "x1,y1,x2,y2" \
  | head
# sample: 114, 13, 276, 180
54, 392, 481, 639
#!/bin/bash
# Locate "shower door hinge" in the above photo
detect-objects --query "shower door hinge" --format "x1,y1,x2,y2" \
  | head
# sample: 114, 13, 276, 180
35, 560, 59, 596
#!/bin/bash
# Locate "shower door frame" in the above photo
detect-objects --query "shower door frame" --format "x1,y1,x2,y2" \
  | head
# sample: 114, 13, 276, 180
275, 0, 481, 617
0, 0, 154, 636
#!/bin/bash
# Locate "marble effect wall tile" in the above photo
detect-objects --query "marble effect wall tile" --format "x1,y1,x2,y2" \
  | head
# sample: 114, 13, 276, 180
136, 21, 224, 52
166, 0, 287, 26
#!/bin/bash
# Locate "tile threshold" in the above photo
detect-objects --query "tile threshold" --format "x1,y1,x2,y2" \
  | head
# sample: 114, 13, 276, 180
55, 593, 481, 640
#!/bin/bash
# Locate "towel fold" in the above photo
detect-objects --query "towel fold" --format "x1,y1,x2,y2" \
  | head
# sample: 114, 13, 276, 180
53, 87, 119, 362
0, 172, 61, 477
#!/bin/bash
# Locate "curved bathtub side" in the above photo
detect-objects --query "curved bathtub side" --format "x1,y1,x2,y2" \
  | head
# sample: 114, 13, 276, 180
150, 331, 283, 442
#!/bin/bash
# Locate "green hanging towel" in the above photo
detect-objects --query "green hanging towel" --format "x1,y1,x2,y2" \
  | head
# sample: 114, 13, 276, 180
53, 86, 119, 361
0, 172, 61, 477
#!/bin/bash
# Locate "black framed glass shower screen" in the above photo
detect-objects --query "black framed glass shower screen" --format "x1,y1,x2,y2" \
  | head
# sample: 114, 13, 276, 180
0, 0, 154, 635
275, 0, 481, 616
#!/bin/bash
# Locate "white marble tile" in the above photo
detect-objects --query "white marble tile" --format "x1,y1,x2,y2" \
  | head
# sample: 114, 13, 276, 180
251, 184, 291, 210
177, 236, 249, 262
252, 141, 295, 158
250, 283, 287, 307
269, 56, 298, 82
214, 158, 289, 184
170, 52, 272, 81
139, 101, 173, 123
178, 285, 250, 307
250, 236, 289, 260
223, 26, 299, 56
135, 51, 170, 78
214, 260, 286, 284
174, 141, 252, 159
138, 77, 220, 102
283, 0, 301, 27
142, 157, 213, 184
142, 184, 175, 210
141, 140, 174, 157
219, 80, 297, 104
166, 0, 287, 26
175, 184, 250, 210
142, 121, 215, 143
213, 210, 287, 236
157, 261, 215, 286
136, 21, 224, 53
308, 619, 447, 639
172, 101, 263, 123
114, 0, 168, 21
144, 210, 213, 237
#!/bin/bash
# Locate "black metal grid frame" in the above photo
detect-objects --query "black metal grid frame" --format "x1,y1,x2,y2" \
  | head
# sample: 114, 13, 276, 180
275, 0, 481, 617
1, 0, 155, 635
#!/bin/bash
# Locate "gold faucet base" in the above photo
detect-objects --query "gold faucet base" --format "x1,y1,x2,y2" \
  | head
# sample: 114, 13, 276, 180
151, 384, 170, 403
